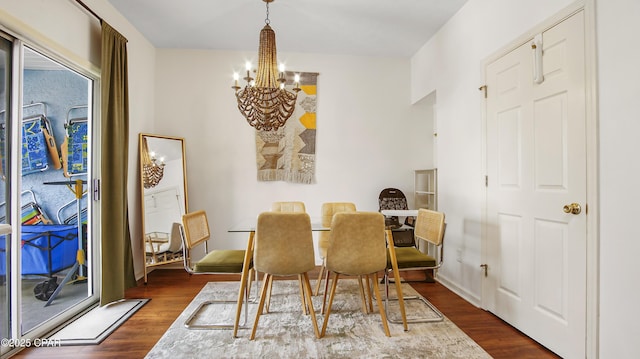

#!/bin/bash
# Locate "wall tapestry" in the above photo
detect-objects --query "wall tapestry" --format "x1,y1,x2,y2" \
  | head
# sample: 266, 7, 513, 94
256, 71, 318, 184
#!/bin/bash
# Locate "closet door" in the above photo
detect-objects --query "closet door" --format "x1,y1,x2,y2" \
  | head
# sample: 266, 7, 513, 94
484, 11, 587, 358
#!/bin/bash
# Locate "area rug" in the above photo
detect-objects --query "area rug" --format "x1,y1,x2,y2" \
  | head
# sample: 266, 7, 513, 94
49, 298, 149, 345
255, 71, 318, 184
146, 280, 491, 359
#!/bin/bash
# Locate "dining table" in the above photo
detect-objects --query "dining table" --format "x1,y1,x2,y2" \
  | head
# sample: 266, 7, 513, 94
227, 216, 409, 337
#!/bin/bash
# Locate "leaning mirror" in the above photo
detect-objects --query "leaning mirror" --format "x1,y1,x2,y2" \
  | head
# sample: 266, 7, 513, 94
139, 133, 188, 283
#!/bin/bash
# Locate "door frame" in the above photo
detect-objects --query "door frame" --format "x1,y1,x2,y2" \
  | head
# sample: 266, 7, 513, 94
479, 0, 599, 357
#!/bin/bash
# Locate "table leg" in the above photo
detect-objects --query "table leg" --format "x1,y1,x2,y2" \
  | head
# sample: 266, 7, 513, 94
233, 231, 255, 338
386, 229, 408, 331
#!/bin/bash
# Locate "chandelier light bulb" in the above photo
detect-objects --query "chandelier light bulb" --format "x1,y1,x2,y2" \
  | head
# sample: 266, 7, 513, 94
294, 73, 301, 88
233, 72, 239, 88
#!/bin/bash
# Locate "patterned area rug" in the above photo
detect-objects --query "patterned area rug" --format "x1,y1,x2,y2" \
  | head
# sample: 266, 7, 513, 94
146, 280, 491, 359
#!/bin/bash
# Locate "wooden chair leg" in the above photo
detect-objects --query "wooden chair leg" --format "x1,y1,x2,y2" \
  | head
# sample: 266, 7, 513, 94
301, 272, 320, 338
314, 263, 325, 296
250, 273, 272, 340
264, 274, 274, 314
365, 275, 374, 313
372, 273, 391, 337
357, 275, 369, 314
321, 269, 332, 314
320, 272, 340, 338
298, 274, 308, 315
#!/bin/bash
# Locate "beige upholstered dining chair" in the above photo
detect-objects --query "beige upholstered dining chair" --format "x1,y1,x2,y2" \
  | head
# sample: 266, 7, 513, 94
264, 201, 308, 313
271, 201, 306, 213
320, 212, 391, 338
180, 210, 253, 330
315, 202, 357, 297
384, 208, 446, 324
250, 212, 320, 340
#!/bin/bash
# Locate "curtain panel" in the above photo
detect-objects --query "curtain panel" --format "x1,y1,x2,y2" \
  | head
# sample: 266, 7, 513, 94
100, 22, 136, 305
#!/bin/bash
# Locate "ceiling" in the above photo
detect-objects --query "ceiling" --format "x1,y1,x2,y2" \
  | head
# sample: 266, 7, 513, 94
107, 0, 468, 57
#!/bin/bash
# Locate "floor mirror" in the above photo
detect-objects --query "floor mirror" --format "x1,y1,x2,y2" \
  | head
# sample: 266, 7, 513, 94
139, 133, 188, 283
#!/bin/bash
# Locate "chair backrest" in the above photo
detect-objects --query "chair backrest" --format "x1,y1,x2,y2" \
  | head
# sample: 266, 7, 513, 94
321, 202, 357, 227
254, 212, 315, 276
414, 208, 445, 246
326, 212, 386, 275
319, 202, 357, 248
168, 222, 183, 252
271, 201, 306, 213
378, 188, 409, 211
378, 188, 411, 230
181, 210, 210, 250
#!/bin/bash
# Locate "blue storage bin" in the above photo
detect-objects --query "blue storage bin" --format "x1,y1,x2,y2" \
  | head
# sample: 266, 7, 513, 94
0, 224, 78, 276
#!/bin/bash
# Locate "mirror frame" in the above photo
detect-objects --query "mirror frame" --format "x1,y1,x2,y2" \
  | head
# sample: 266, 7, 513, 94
139, 133, 188, 283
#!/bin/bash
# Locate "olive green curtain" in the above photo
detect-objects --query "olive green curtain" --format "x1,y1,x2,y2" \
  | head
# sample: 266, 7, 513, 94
100, 22, 136, 305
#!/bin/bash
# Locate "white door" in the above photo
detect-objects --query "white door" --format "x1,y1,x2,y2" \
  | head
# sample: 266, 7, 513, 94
484, 11, 586, 358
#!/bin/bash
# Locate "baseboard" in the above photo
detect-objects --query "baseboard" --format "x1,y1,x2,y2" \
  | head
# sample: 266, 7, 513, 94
436, 274, 482, 308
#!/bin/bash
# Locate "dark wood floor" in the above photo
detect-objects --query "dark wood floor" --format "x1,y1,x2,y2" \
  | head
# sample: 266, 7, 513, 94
13, 269, 560, 359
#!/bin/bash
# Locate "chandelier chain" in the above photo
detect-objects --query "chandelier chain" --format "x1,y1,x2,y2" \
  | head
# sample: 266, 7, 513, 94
265, 1, 270, 25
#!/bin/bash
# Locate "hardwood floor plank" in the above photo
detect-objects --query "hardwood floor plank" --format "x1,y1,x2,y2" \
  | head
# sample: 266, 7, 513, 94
12, 269, 559, 359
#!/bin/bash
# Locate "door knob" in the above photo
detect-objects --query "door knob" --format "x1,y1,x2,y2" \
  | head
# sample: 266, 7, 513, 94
563, 203, 581, 215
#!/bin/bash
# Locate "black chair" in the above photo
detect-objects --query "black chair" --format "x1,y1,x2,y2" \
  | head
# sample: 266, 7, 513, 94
378, 188, 415, 247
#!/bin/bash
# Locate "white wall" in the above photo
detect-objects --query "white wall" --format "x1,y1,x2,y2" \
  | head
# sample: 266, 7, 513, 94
412, 0, 640, 357
595, 1, 640, 358
154, 49, 434, 263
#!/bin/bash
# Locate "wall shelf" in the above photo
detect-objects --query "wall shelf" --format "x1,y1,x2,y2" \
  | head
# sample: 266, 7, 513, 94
415, 169, 437, 210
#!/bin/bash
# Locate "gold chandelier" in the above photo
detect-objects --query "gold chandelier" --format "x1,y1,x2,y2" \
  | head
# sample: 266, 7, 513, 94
141, 137, 165, 189
232, 0, 300, 131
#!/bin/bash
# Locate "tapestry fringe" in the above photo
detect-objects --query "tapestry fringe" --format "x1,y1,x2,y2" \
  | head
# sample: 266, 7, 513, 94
258, 170, 314, 184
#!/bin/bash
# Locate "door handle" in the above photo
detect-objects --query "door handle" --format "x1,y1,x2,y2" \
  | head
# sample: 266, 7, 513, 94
563, 203, 582, 215
480, 264, 488, 277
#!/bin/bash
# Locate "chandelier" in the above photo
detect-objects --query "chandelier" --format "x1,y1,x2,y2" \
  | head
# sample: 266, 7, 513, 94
141, 137, 165, 189
232, 0, 301, 131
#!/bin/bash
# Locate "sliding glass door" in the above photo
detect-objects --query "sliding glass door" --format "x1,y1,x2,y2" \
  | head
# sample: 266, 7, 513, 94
1, 33, 99, 357
20, 45, 95, 334
0, 34, 12, 357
